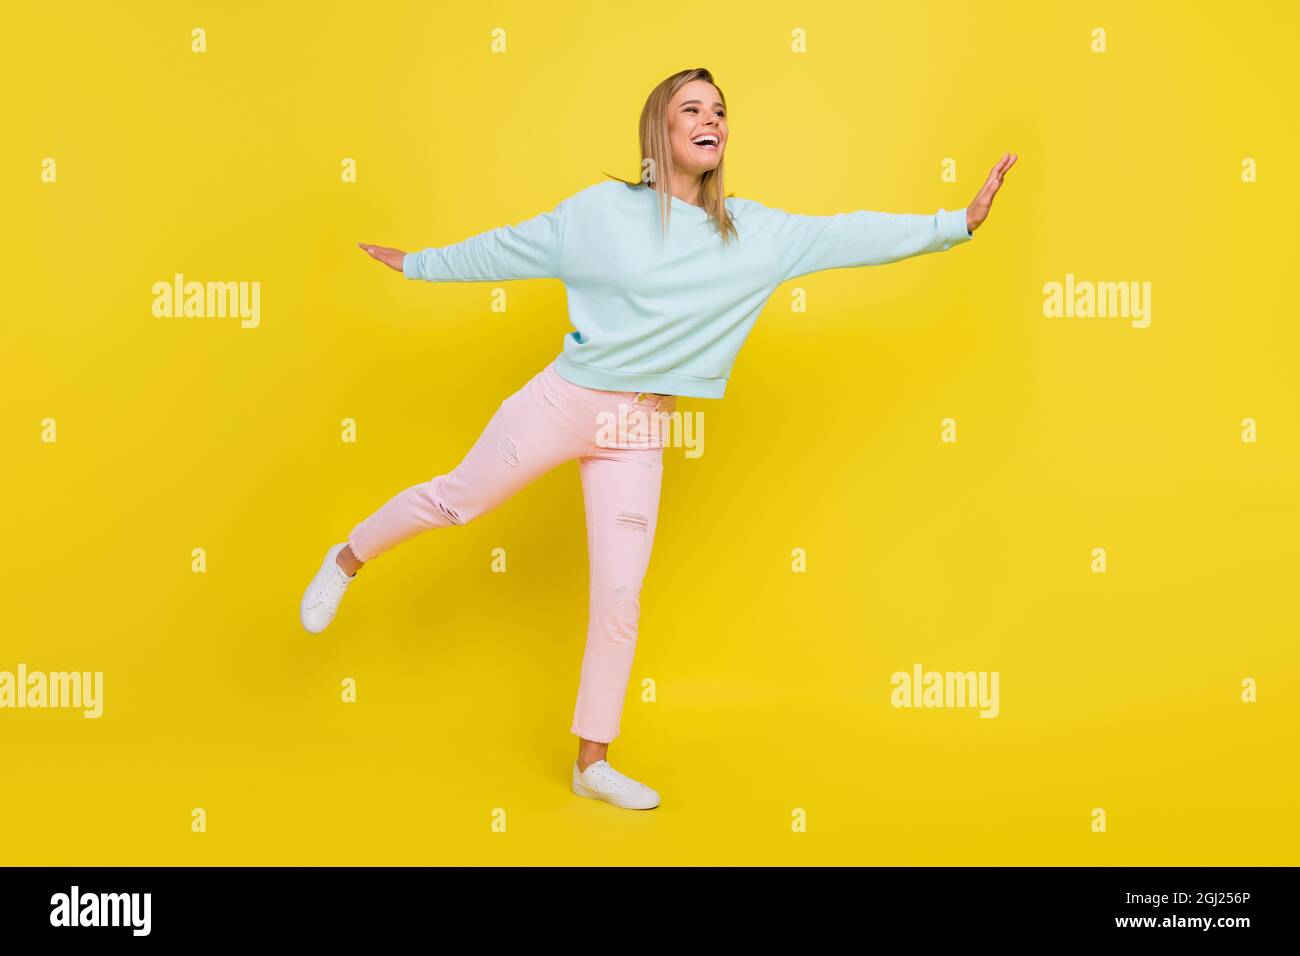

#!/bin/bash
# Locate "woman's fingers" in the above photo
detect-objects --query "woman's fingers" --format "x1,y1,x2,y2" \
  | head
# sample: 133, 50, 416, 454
991, 152, 1018, 184
982, 153, 1018, 197
357, 243, 405, 271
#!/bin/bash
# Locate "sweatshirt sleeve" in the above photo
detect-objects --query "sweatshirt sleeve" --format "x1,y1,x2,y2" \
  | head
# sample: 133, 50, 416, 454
774, 205, 972, 283
402, 198, 568, 282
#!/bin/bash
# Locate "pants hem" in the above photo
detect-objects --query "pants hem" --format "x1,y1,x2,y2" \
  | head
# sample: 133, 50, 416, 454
346, 534, 371, 564
571, 727, 619, 744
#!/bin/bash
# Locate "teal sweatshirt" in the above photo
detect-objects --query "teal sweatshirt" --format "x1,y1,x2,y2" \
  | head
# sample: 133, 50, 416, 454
403, 180, 973, 398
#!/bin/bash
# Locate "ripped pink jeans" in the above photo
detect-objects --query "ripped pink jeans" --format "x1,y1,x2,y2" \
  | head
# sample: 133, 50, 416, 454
346, 358, 675, 744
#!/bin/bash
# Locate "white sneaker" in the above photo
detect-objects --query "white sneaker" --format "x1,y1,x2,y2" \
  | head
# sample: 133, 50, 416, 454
572, 759, 660, 810
300, 542, 356, 633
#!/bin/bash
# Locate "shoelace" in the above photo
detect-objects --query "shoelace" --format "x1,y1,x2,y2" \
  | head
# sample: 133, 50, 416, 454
318, 566, 352, 603
586, 762, 636, 790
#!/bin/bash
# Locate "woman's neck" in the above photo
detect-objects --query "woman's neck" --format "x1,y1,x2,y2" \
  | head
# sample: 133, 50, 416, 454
669, 172, 704, 207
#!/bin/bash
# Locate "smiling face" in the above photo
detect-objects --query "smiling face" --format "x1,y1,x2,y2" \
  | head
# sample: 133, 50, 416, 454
666, 79, 728, 180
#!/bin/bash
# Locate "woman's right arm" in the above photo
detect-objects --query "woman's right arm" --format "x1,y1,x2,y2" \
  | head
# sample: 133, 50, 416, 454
359, 198, 568, 282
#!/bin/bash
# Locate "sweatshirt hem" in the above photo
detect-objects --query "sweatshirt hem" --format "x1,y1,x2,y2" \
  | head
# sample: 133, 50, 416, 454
554, 353, 726, 399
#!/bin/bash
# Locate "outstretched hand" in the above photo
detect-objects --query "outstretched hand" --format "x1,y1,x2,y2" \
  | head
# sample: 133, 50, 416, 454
358, 243, 405, 272
966, 153, 1017, 233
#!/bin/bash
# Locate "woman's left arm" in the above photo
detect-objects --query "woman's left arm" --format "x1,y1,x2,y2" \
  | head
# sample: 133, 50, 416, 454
774, 152, 1017, 283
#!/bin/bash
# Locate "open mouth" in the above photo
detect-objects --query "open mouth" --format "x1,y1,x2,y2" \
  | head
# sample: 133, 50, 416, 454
690, 134, 720, 150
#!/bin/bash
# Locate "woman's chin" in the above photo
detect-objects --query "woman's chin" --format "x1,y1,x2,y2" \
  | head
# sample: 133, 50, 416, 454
677, 156, 723, 175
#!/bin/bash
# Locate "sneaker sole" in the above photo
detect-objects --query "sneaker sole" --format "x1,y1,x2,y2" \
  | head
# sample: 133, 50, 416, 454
572, 778, 660, 810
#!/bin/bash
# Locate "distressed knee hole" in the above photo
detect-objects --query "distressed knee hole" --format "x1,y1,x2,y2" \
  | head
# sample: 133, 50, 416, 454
615, 510, 648, 533
435, 499, 463, 525
497, 435, 520, 467
638, 459, 659, 472
541, 379, 562, 407
612, 584, 627, 603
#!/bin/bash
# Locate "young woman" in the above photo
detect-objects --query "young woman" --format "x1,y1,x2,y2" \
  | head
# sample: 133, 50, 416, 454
300, 67, 1016, 810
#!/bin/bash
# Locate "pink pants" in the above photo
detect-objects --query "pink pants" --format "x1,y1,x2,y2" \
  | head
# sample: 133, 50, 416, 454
346, 358, 675, 743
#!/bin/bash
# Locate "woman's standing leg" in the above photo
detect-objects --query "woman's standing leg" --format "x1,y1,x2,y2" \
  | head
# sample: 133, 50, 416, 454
570, 445, 666, 756
346, 370, 587, 563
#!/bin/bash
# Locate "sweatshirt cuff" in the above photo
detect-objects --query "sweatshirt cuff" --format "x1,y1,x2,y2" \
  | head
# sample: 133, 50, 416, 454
402, 252, 421, 279
938, 207, 973, 249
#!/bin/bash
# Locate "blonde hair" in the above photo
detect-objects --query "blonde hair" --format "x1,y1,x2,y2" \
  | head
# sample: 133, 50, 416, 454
603, 67, 738, 245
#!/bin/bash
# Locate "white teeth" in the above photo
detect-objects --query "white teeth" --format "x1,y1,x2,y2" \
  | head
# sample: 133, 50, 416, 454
692, 135, 719, 147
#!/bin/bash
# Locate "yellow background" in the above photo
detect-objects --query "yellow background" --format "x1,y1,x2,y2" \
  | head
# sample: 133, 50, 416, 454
3, 0, 1296, 865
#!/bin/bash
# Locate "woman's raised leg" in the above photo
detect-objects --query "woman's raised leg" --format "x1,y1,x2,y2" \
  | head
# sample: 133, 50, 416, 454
346, 372, 587, 563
